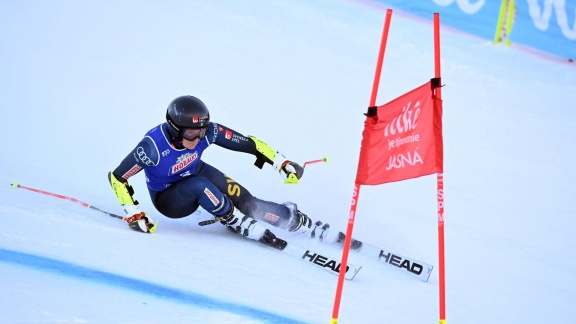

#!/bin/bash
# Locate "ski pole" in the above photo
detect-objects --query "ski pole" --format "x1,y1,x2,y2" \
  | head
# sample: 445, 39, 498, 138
10, 182, 123, 219
303, 156, 329, 168
284, 156, 329, 184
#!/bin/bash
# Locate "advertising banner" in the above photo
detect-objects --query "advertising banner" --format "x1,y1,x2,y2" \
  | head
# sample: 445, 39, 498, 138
375, 0, 576, 60
356, 81, 443, 185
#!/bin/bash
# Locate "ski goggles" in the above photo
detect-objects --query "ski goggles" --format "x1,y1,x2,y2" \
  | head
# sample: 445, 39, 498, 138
182, 127, 207, 141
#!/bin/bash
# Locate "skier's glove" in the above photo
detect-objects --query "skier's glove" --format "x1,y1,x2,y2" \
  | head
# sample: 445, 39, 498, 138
109, 171, 157, 233
273, 153, 304, 184
123, 204, 157, 234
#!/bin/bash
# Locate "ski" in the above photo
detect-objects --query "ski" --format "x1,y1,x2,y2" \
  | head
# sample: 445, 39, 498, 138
259, 230, 362, 280
336, 231, 433, 282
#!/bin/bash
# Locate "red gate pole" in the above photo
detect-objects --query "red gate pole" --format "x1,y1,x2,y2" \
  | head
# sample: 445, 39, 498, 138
433, 13, 447, 324
330, 9, 393, 324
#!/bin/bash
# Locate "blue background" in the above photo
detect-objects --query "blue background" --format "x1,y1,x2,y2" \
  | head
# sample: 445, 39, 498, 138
377, 0, 576, 60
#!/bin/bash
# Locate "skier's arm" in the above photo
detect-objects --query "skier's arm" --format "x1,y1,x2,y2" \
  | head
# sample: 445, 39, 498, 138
249, 136, 304, 183
108, 137, 159, 233
210, 123, 304, 182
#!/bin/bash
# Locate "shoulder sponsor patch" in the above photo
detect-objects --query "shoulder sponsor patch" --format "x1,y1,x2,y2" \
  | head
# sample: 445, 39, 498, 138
136, 147, 155, 166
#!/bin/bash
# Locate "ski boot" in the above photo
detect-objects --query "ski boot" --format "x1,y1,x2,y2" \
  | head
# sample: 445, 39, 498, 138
284, 203, 334, 242
200, 198, 266, 241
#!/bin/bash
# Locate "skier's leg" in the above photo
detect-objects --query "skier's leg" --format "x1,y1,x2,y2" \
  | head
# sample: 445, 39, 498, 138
197, 162, 331, 239
152, 175, 228, 218
151, 175, 266, 240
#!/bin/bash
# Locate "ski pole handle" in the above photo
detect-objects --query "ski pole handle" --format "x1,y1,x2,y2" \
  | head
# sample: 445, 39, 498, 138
11, 182, 124, 220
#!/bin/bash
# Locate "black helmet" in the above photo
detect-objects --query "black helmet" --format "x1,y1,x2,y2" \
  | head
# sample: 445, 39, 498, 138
166, 96, 210, 140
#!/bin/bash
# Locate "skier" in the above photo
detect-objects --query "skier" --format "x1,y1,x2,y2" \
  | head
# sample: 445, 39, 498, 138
108, 95, 329, 246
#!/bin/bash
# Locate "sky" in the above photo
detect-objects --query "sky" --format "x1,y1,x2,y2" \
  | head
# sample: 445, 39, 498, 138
1, 0, 575, 323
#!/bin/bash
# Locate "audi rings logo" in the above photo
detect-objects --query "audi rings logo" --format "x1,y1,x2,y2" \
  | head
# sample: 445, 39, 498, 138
136, 147, 154, 166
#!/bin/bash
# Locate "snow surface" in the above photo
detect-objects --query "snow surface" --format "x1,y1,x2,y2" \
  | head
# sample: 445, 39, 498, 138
1, 0, 575, 323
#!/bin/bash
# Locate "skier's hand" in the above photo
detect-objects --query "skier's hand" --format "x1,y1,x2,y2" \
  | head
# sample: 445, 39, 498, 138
123, 205, 157, 233
272, 151, 304, 184
280, 160, 304, 182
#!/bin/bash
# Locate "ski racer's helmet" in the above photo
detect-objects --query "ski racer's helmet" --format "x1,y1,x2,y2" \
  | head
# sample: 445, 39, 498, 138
166, 95, 210, 141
